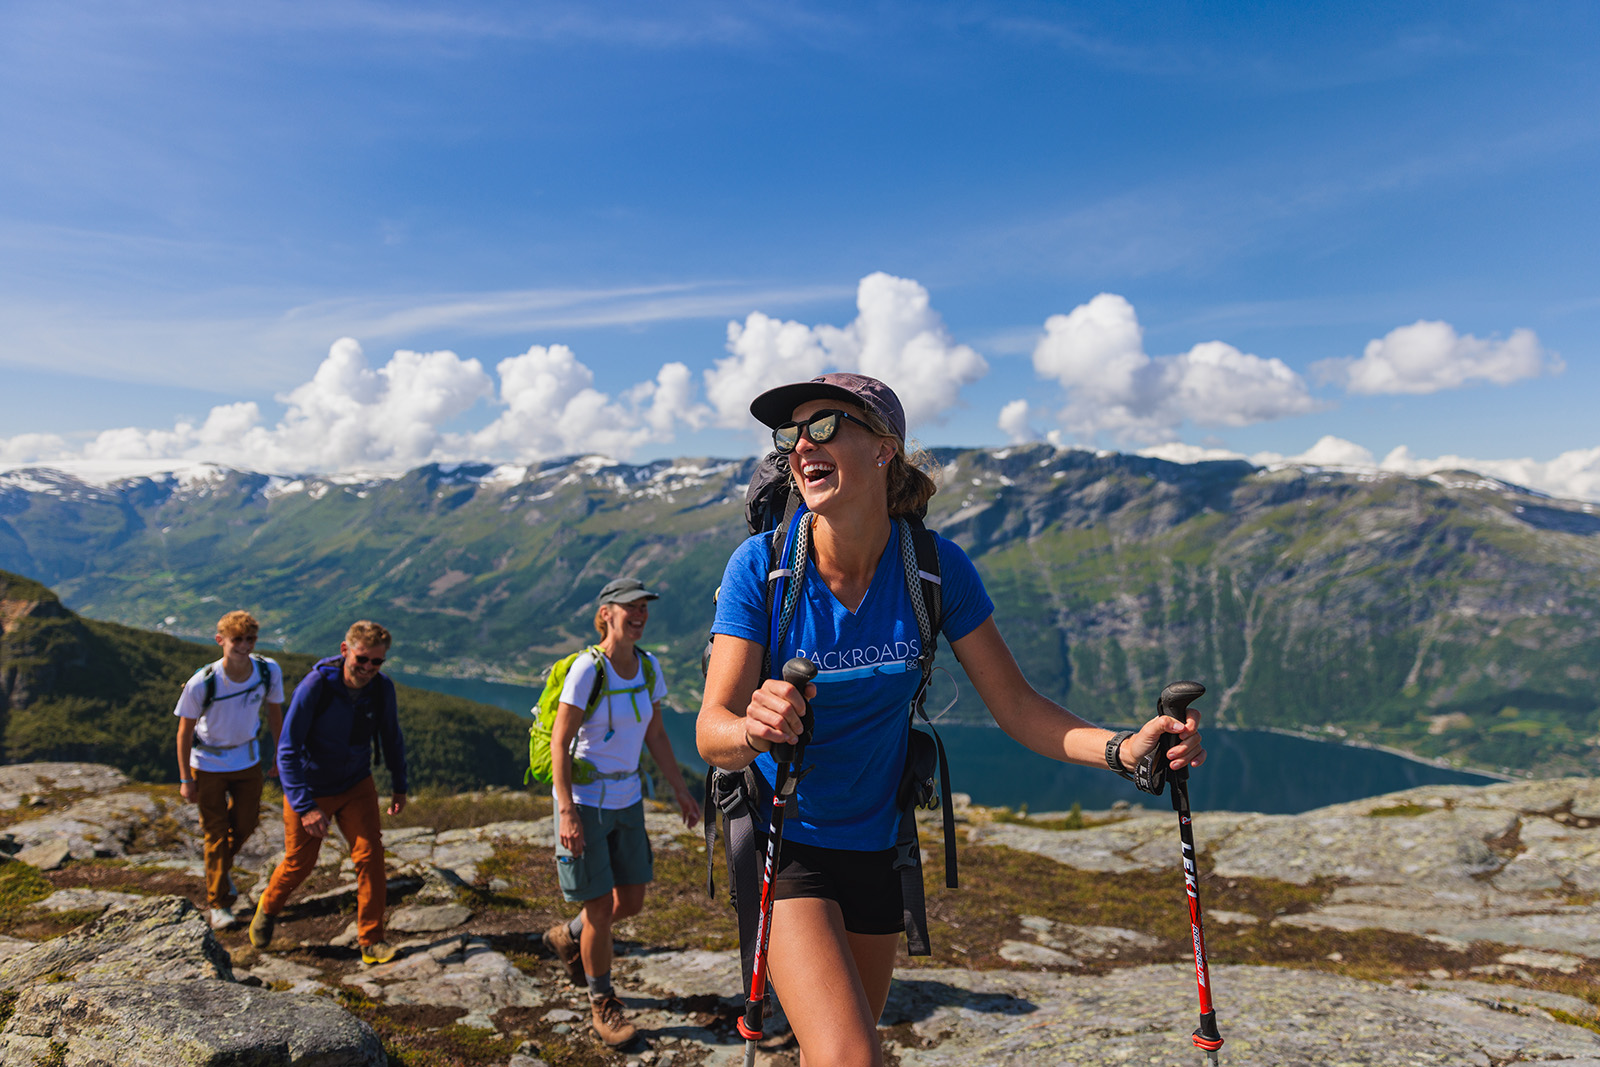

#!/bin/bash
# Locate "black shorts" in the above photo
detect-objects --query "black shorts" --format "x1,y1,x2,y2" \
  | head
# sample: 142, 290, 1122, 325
771, 839, 904, 936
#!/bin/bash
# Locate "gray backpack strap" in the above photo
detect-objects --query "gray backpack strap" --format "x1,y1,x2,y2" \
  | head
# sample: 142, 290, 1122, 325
200, 665, 218, 715
894, 789, 930, 956
764, 511, 813, 682
705, 766, 767, 996
894, 520, 958, 956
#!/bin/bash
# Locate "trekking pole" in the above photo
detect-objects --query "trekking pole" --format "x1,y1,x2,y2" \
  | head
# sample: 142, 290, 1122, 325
1153, 680, 1224, 1066
738, 656, 816, 1067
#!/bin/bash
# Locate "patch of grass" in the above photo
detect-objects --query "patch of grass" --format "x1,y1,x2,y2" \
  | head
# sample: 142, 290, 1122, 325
1547, 1008, 1600, 1036
388, 789, 551, 833
614, 836, 739, 953
1457, 967, 1600, 1011
1368, 802, 1432, 818
336, 988, 531, 1067
990, 802, 1130, 832
911, 835, 1500, 982
0, 990, 16, 1028
0, 857, 56, 929
29, 909, 104, 935
0, 788, 92, 831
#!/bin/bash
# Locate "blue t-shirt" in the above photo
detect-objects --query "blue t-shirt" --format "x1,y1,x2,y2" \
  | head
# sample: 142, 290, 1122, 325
711, 517, 994, 850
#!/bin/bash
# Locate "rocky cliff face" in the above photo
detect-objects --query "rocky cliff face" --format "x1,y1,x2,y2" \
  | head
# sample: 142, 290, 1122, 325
0, 761, 1595, 1066
3, 450, 1598, 774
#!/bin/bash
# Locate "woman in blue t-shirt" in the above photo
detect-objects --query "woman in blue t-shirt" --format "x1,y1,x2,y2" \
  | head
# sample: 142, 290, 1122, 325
699, 372, 1207, 1066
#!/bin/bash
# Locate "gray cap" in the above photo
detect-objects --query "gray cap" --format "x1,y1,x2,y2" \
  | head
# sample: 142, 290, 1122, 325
749, 372, 907, 442
597, 577, 659, 605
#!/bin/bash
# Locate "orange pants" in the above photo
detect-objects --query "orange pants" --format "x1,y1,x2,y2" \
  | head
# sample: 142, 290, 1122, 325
193, 765, 263, 907
260, 775, 387, 946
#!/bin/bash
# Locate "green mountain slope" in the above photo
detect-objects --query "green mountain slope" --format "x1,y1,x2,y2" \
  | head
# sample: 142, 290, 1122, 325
2, 448, 1598, 776
0, 569, 527, 789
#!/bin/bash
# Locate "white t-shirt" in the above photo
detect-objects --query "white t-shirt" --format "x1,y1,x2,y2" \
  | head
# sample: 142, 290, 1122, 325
174, 657, 286, 773
557, 649, 667, 810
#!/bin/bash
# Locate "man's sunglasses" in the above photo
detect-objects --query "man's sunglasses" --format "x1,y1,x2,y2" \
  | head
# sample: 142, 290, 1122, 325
353, 655, 385, 667
772, 409, 874, 454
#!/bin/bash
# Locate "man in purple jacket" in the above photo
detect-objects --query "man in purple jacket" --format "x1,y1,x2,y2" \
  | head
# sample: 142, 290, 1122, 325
250, 620, 409, 965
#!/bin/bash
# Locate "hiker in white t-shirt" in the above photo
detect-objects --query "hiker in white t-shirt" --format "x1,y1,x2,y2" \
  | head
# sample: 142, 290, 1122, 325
174, 610, 285, 930
543, 577, 702, 1049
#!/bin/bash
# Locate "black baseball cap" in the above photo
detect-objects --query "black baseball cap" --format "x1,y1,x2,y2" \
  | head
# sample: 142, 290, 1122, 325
749, 372, 907, 442
597, 578, 659, 605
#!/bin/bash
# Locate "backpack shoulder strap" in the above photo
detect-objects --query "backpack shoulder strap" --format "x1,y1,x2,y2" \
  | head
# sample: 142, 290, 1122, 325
896, 517, 959, 910
310, 670, 337, 720
200, 664, 218, 714
582, 646, 608, 716
765, 512, 813, 680
252, 654, 272, 691
638, 649, 658, 697
897, 518, 940, 678
909, 519, 942, 637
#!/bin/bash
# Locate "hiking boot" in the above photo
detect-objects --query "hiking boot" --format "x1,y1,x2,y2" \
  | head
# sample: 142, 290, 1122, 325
248, 897, 276, 950
591, 994, 637, 1047
360, 940, 397, 965
543, 921, 586, 987
209, 906, 238, 930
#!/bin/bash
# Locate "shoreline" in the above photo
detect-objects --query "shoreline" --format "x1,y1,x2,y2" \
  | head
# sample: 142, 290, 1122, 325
392, 669, 1525, 786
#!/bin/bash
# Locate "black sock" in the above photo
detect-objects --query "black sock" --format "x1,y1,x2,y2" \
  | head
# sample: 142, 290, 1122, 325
587, 971, 613, 1001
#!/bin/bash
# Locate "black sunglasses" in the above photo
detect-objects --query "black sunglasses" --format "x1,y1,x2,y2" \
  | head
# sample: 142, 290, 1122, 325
354, 654, 385, 667
772, 409, 874, 454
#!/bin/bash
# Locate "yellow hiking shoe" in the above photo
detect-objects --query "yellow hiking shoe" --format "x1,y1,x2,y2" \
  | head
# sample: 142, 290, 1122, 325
248, 896, 277, 950
360, 940, 397, 965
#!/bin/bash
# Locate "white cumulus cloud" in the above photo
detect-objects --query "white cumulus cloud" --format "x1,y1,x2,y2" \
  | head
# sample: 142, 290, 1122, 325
2, 337, 703, 475
466, 345, 706, 461
1141, 434, 1600, 504
1314, 320, 1560, 395
1031, 293, 1320, 444
1378, 444, 1600, 503
704, 272, 989, 433
0, 433, 71, 464
997, 399, 1038, 444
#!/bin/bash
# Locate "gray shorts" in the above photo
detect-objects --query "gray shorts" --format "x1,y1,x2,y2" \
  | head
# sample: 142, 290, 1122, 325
555, 799, 654, 903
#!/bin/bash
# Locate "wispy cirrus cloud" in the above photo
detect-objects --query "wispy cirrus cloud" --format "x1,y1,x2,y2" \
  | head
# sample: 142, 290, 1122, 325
0, 280, 849, 393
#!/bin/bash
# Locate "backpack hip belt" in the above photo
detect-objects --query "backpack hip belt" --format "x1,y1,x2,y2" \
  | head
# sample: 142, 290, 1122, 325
193, 737, 261, 761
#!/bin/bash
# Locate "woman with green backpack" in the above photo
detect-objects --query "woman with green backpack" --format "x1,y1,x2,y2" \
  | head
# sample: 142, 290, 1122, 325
540, 577, 701, 1048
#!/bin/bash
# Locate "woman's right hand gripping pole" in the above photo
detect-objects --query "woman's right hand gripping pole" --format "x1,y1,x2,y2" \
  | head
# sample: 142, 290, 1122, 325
741, 675, 815, 755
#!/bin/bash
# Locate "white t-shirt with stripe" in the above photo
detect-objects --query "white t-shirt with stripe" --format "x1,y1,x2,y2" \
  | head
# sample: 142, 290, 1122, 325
557, 649, 666, 809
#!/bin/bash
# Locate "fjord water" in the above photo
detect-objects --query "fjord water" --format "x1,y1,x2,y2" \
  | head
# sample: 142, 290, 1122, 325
395, 672, 1500, 814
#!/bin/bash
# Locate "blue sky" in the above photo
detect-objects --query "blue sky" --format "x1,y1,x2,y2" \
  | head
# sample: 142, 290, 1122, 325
2, 2, 1597, 497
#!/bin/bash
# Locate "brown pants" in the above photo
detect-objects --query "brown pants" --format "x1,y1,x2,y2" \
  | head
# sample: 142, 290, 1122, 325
260, 775, 387, 946
193, 765, 264, 907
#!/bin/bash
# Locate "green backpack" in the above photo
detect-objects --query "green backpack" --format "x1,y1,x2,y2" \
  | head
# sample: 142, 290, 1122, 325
525, 646, 659, 787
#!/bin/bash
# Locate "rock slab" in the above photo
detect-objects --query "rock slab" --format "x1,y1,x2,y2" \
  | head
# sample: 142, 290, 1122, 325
0, 979, 385, 1066
0, 895, 233, 989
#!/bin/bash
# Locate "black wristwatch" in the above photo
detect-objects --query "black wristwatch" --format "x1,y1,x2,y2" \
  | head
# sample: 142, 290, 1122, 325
1105, 729, 1137, 782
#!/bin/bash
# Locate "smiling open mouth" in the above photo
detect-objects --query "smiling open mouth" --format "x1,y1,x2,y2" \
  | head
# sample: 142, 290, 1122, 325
800, 461, 835, 483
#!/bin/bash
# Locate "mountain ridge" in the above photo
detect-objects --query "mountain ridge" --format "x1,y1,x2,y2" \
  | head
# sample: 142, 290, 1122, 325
3, 444, 1598, 776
